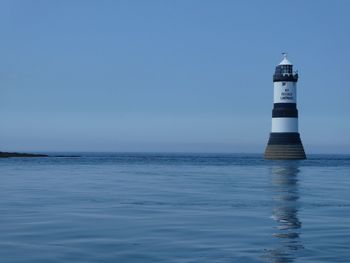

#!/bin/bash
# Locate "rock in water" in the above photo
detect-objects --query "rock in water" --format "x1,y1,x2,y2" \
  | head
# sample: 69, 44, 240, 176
0, 152, 48, 158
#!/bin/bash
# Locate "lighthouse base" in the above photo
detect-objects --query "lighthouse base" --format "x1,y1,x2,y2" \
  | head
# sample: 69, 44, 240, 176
264, 133, 306, 160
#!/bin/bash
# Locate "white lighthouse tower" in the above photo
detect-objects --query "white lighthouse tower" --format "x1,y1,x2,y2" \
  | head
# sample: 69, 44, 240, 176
264, 54, 306, 159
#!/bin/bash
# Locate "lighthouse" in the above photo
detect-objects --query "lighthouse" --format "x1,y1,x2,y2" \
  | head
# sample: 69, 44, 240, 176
264, 54, 306, 160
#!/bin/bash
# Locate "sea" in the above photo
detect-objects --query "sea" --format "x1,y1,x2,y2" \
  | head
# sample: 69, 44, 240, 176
0, 153, 349, 262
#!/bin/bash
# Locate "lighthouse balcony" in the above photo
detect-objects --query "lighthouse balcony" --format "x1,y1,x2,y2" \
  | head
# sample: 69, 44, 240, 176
273, 73, 298, 82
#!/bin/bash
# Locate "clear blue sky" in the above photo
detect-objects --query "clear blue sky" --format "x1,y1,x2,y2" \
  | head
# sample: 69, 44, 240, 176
0, 0, 349, 153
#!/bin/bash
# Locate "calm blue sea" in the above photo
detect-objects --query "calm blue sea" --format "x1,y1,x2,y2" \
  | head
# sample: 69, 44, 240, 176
1, 153, 350, 262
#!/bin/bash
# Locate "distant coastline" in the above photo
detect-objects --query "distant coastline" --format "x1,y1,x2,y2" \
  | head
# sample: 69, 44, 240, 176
0, 152, 48, 158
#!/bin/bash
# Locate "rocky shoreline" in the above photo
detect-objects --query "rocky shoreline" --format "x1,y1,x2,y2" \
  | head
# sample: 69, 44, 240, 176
0, 152, 48, 158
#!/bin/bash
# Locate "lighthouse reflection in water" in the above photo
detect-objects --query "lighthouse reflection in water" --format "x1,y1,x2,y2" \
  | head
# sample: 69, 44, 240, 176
267, 162, 303, 262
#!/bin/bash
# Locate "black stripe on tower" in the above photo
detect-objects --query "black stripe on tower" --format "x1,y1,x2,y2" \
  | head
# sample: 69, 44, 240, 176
267, 133, 303, 145
272, 103, 298, 118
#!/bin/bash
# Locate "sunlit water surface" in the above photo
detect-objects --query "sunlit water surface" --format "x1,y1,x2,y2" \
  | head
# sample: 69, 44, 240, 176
1, 153, 350, 262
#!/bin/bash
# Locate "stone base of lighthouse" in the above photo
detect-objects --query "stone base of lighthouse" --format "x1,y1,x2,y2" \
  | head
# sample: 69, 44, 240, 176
264, 133, 306, 160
